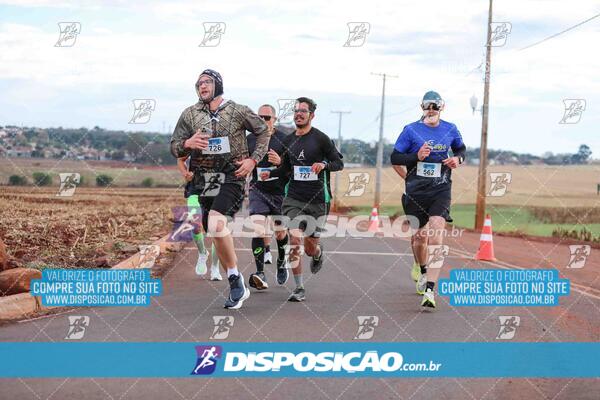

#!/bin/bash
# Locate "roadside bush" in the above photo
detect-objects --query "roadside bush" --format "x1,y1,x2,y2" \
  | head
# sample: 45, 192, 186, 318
96, 174, 114, 187
32, 172, 52, 186
552, 227, 599, 243
8, 175, 27, 186
141, 177, 154, 187
531, 206, 600, 224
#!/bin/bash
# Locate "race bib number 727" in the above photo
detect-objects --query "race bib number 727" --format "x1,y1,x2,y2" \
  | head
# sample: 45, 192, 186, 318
294, 166, 318, 181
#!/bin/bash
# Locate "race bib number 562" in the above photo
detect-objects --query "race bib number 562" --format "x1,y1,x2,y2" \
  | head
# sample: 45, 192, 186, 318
416, 162, 441, 178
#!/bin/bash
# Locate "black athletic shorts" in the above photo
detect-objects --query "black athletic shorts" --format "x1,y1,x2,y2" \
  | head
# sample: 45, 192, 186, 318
402, 192, 452, 229
189, 182, 244, 232
282, 196, 328, 238
248, 188, 284, 217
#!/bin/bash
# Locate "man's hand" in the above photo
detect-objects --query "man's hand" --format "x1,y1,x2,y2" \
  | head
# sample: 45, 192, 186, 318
184, 129, 209, 150
267, 149, 281, 166
417, 142, 431, 161
259, 170, 271, 181
235, 158, 256, 177
311, 162, 326, 174
183, 171, 194, 182
442, 156, 460, 169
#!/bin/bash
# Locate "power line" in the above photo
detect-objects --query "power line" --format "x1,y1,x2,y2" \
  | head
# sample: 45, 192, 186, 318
520, 11, 600, 51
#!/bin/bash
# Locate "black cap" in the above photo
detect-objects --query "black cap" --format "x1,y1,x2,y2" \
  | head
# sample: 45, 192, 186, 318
196, 69, 224, 103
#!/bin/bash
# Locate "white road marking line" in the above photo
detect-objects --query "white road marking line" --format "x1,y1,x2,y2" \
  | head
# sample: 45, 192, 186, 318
17, 308, 76, 323
184, 247, 425, 257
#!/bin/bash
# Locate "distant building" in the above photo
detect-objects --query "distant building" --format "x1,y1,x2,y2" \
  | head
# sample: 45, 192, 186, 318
7, 146, 32, 157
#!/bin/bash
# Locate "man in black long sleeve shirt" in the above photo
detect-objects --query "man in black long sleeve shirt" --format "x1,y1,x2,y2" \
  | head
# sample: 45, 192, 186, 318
261, 97, 344, 302
246, 104, 291, 291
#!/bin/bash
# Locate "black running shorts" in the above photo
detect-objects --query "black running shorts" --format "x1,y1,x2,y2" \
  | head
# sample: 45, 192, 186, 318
401, 192, 453, 229
195, 183, 244, 232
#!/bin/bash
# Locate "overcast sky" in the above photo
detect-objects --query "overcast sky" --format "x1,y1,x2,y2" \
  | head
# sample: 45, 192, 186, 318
0, 0, 598, 156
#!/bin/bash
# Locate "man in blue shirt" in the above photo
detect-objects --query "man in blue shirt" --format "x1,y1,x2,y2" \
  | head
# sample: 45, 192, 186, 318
390, 91, 466, 309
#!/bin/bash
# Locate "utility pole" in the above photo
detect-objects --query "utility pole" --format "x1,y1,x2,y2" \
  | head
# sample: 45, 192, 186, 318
371, 72, 397, 208
475, 0, 493, 230
331, 110, 351, 212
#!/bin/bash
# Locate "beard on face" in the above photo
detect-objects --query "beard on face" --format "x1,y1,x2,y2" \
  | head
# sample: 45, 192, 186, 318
294, 115, 308, 128
423, 111, 439, 121
199, 87, 214, 103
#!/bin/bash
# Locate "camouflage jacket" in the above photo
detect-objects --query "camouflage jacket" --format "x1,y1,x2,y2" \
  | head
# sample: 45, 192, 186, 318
170, 100, 269, 185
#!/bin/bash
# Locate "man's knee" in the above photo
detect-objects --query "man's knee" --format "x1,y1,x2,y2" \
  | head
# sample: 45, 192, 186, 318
249, 215, 267, 237
413, 230, 428, 245
289, 229, 303, 242
275, 230, 287, 241
428, 216, 446, 230
207, 211, 230, 237
304, 238, 319, 256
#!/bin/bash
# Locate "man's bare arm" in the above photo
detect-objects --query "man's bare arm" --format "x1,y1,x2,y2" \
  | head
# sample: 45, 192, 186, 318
392, 165, 407, 179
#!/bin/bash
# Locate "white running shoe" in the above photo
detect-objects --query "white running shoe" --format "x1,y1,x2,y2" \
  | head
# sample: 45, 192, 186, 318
195, 251, 209, 275
416, 274, 427, 295
421, 288, 436, 309
411, 262, 421, 282
264, 251, 273, 264
210, 262, 222, 281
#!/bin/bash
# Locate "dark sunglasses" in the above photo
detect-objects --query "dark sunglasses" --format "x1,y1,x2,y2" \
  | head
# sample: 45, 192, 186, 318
259, 115, 272, 121
422, 101, 442, 111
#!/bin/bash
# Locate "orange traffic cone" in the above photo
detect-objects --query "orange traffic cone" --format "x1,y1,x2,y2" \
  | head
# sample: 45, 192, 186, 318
368, 207, 380, 232
475, 214, 497, 261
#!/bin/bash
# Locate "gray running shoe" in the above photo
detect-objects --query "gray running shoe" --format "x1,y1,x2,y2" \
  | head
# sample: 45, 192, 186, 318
287, 287, 306, 302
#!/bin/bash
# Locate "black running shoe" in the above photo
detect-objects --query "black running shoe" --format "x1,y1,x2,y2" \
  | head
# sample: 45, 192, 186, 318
287, 287, 306, 302
249, 272, 268, 290
276, 255, 290, 285
276, 267, 289, 285
310, 244, 324, 274
224, 273, 250, 309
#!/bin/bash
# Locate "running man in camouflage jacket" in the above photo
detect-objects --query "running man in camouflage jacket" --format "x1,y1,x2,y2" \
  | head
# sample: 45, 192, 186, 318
170, 68, 269, 309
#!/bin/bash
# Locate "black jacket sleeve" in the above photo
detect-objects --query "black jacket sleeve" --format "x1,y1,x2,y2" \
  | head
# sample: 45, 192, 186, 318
390, 149, 419, 165
269, 143, 292, 179
452, 143, 466, 160
323, 136, 344, 172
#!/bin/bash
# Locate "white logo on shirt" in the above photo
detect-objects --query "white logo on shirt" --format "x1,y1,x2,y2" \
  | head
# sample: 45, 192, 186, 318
298, 150, 305, 160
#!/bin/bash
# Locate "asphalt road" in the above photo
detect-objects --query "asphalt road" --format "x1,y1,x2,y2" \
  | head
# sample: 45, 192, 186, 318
0, 233, 599, 399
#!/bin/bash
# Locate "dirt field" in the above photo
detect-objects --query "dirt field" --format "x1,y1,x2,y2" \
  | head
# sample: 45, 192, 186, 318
332, 164, 600, 208
0, 157, 181, 187
0, 187, 183, 270
2, 158, 598, 207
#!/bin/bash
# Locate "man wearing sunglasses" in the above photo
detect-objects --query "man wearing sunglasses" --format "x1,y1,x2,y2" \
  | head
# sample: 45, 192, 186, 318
170, 68, 269, 310
246, 104, 291, 291
390, 91, 466, 309
260, 97, 344, 302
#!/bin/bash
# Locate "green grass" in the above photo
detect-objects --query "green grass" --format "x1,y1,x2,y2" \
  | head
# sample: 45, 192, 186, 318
348, 204, 600, 238
450, 204, 600, 237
